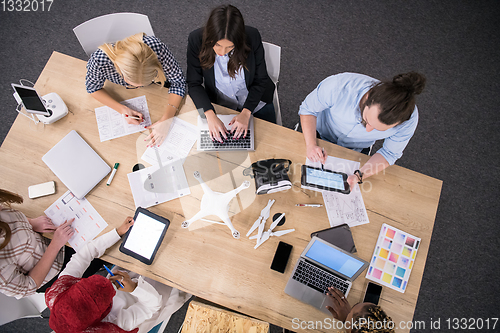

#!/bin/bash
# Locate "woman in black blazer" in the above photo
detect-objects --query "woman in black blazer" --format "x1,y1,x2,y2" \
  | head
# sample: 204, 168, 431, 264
187, 5, 275, 142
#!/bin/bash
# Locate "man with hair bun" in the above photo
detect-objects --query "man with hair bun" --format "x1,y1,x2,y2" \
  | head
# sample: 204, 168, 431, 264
299, 71, 426, 189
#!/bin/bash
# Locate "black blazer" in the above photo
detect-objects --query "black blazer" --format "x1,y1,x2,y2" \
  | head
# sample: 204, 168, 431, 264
187, 26, 275, 115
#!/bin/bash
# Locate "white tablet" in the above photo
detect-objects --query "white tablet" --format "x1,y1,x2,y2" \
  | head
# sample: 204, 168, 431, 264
11, 83, 51, 116
119, 207, 170, 265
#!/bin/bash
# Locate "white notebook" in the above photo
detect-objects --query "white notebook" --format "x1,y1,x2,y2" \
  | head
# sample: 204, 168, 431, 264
42, 130, 110, 199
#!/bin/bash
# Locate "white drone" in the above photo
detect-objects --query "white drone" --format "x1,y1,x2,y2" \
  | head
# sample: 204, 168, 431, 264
181, 171, 250, 239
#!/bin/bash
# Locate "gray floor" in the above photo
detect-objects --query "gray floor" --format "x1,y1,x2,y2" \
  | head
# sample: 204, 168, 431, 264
1, 1, 499, 332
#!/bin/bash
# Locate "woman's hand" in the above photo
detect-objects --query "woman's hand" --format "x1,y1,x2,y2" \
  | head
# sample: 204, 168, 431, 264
325, 287, 352, 322
205, 110, 228, 142
306, 144, 327, 164
121, 106, 144, 125
117, 216, 134, 236
51, 219, 74, 249
28, 216, 57, 233
145, 117, 173, 147
109, 271, 137, 292
228, 109, 251, 139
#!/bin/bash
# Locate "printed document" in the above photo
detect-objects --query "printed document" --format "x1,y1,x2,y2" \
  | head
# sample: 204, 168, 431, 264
141, 117, 198, 165
127, 159, 190, 208
44, 191, 108, 251
95, 95, 151, 141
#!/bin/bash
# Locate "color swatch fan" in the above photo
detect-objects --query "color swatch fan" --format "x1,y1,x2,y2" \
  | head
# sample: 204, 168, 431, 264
366, 224, 421, 293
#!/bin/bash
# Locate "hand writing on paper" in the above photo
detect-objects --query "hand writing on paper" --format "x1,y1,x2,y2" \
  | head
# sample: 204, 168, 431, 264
325, 287, 352, 322
51, 218, 75, 249
117, 216, 135, 236
228, 108, 251, 139
28, 216, 57, 233
109, 271, 137, 292
121, 106, 143, 125
306, 144, 327, 164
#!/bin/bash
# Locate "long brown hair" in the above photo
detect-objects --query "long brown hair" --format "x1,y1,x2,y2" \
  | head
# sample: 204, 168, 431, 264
0, 189, 23, 250
199, 5, 250, 78
360, 72, 426, 125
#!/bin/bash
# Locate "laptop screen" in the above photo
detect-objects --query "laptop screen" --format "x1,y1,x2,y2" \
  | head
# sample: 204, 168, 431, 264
305, 240, 365, 278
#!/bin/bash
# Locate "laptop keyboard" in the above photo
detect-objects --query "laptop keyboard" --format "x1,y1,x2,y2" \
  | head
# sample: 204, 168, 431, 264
200, 130, 251, 150
292, 260, 350, 295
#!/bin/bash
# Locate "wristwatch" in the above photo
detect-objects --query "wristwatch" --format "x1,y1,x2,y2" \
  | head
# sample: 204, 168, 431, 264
354, 170, 363, 184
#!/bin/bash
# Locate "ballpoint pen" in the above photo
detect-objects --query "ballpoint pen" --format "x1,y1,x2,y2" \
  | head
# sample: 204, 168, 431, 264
321, 148, 326, 171
103, 265, 124, 288
296, 204, 323, 207
124, 114, 143, 121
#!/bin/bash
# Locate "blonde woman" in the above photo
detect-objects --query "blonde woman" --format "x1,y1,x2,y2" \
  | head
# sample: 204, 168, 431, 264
0, 189, 73, 298
86, 33, 186, 145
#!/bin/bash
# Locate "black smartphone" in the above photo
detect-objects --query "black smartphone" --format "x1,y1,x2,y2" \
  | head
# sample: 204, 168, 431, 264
270, 241, 293, 273
363, 282, 382, 305
301, 165, 350, 194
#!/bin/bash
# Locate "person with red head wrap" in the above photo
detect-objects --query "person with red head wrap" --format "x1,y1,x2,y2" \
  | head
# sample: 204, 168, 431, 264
46, 217, 191, 333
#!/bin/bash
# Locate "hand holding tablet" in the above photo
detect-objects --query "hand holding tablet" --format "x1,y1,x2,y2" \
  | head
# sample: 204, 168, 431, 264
119, 207, 170, 265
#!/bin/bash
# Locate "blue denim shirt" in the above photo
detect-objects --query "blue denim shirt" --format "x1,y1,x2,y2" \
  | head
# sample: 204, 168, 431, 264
299, 73, 419, 165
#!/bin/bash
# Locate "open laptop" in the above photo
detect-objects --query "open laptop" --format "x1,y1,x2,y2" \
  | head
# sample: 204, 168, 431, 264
197, 114, 255, 151
285, 236, 368, 314
42, 130, 111, 199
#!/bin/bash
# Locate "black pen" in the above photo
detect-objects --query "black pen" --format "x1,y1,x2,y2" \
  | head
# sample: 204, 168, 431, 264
321, 148, 326, 171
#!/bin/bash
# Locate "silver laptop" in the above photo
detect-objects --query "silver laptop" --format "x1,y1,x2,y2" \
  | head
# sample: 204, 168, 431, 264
285, 236, 368, 314
197, 114, 255, 151
42, 130, 111, 199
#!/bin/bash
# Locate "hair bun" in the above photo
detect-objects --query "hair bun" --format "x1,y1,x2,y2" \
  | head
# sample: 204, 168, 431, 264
393, 72, 426, 95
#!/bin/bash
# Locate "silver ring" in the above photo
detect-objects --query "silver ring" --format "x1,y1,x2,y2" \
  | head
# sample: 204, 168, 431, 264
341, 296, 345, 299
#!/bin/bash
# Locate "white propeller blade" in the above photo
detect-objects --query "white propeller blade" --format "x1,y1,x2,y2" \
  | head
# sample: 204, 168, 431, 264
246, 216, 262, 237
271, 229, 295, 237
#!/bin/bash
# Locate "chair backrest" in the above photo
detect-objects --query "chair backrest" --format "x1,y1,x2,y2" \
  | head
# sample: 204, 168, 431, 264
262, 42, 281, 84
0, 292, 47, 326
73, 13, 155, 56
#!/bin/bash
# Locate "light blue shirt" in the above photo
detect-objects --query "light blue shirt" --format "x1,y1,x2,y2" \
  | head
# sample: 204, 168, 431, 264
298, 73, 419, 165
214, 54, 265, 112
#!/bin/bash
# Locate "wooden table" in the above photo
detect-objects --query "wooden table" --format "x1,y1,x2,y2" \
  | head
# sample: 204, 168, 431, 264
0, 51, 442, 332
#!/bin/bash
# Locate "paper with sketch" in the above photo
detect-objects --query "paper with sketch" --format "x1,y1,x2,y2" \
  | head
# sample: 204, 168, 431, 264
306, 157, 369, 228
127, 159, 190, 208
44, 191, 108, 251
95, 95, 151, 142
141, 117, 198, 166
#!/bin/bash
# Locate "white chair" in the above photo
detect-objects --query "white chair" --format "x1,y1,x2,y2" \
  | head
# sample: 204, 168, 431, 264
262, 42, 282, 125
73, 13, 155, 56
0, 292, 47, 326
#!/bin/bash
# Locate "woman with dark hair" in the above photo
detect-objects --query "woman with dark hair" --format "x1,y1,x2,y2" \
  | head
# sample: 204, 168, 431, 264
187, 4, 276, 142
299, 72, 426, 189
0, 189, 73, 298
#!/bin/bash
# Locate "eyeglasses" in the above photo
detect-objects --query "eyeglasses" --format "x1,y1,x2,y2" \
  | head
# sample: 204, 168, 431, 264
125, 81, 161, 89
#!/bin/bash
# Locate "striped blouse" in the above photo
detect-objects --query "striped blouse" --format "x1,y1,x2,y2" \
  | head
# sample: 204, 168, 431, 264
0, 208, 64, 299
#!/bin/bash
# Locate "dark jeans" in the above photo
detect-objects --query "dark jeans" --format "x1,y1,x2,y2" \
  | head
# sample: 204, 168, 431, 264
253, 103, 276, 124
36, 246, 107, 293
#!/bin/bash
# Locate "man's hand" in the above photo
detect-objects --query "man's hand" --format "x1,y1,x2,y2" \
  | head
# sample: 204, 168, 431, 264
28, 216, 56, 233
117, 216, 134, 236
306, 145, 327, 164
